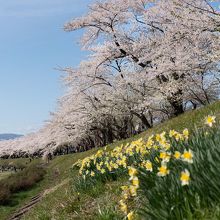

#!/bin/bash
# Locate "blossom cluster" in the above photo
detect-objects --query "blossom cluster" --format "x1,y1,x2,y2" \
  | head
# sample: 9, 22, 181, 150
75, 128, 192, 180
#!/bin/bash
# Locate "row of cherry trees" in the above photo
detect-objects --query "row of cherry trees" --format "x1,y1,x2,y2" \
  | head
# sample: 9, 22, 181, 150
1, 0, 220, 157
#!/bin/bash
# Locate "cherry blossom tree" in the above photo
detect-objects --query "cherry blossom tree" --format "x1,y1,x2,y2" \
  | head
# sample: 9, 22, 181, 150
1, 0, 220, 158
64, 0, 220, 115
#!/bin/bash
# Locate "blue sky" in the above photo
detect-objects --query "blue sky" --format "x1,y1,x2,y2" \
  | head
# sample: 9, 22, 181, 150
0, 0, 93, 134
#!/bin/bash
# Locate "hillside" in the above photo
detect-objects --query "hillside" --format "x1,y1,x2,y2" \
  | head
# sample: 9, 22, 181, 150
0, 101, 220, 220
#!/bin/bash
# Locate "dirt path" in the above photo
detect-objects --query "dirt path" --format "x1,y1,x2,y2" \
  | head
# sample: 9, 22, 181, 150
9, 194, 43, 220
9, 179, 70, 220
43, 178, 70, 197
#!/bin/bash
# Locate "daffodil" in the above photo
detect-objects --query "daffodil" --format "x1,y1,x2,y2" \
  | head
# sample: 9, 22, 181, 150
131, 138, 143, 148
169, 129, 177, 137
180, 169, 190, 186
122, 191, 129, 200
121, 185, 128, 191
159, 151, 167, 160
119, 200, 127, 214
183, 128, 189, 140
128, 167, 138, 180
161, 141, 171, 151
174, 133, 183, 141
159, 151, 171, 162
205, 115, 216, 127
127, 211, 135, 220
96, 150, 104, 158
132, 176, 139, 187
146, 135, 154, 148
156, 132, 166, 143
107, 165, 112, 172
113, 163, 119, 169
129, 185, 138, 196
174, 151, 181, 159
121, 185, 130, 199
144, 160, 153, 172
96, 164, 101, 171
100, 168, 105, 174
157, 165, 170, 177
182, 149, 193, 163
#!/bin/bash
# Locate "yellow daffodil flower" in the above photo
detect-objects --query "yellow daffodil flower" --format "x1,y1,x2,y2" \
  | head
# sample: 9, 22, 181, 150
157, 165, 170, 177
128, 167, 138, 180
161, 141, 171, 151
100, 168, 105, 174
182, 149, 193, 163
159, 151, 171, 162
169, 129, 177, 137
174, 133, 183, 141
132, 176, 139, 187
145, 160, 153, 172
182, 128, 189, 140
180, 169, 190, 186
205, 115, 216, 127
174, 151, 181, 159
127, 211, 135, 220
129, 185, 138, 197
121, 185, 130, 199
156, 132, 166, 143
119, 200, 127, 214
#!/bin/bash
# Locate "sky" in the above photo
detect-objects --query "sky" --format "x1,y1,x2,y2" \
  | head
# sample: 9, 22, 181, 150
0, 0, 93, 134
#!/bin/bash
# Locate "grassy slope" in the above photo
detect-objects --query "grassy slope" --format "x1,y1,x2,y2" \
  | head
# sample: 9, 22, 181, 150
1, 101, 220, 220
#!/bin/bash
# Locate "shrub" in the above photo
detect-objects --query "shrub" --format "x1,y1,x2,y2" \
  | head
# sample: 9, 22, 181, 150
0, 164, 46, 205
0, 186, 11, 205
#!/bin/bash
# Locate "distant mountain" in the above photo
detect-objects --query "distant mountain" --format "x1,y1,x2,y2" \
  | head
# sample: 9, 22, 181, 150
0, 133, 23, 141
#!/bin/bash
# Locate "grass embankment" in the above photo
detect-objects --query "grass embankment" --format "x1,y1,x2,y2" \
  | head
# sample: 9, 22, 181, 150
1, 101, 220, 220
